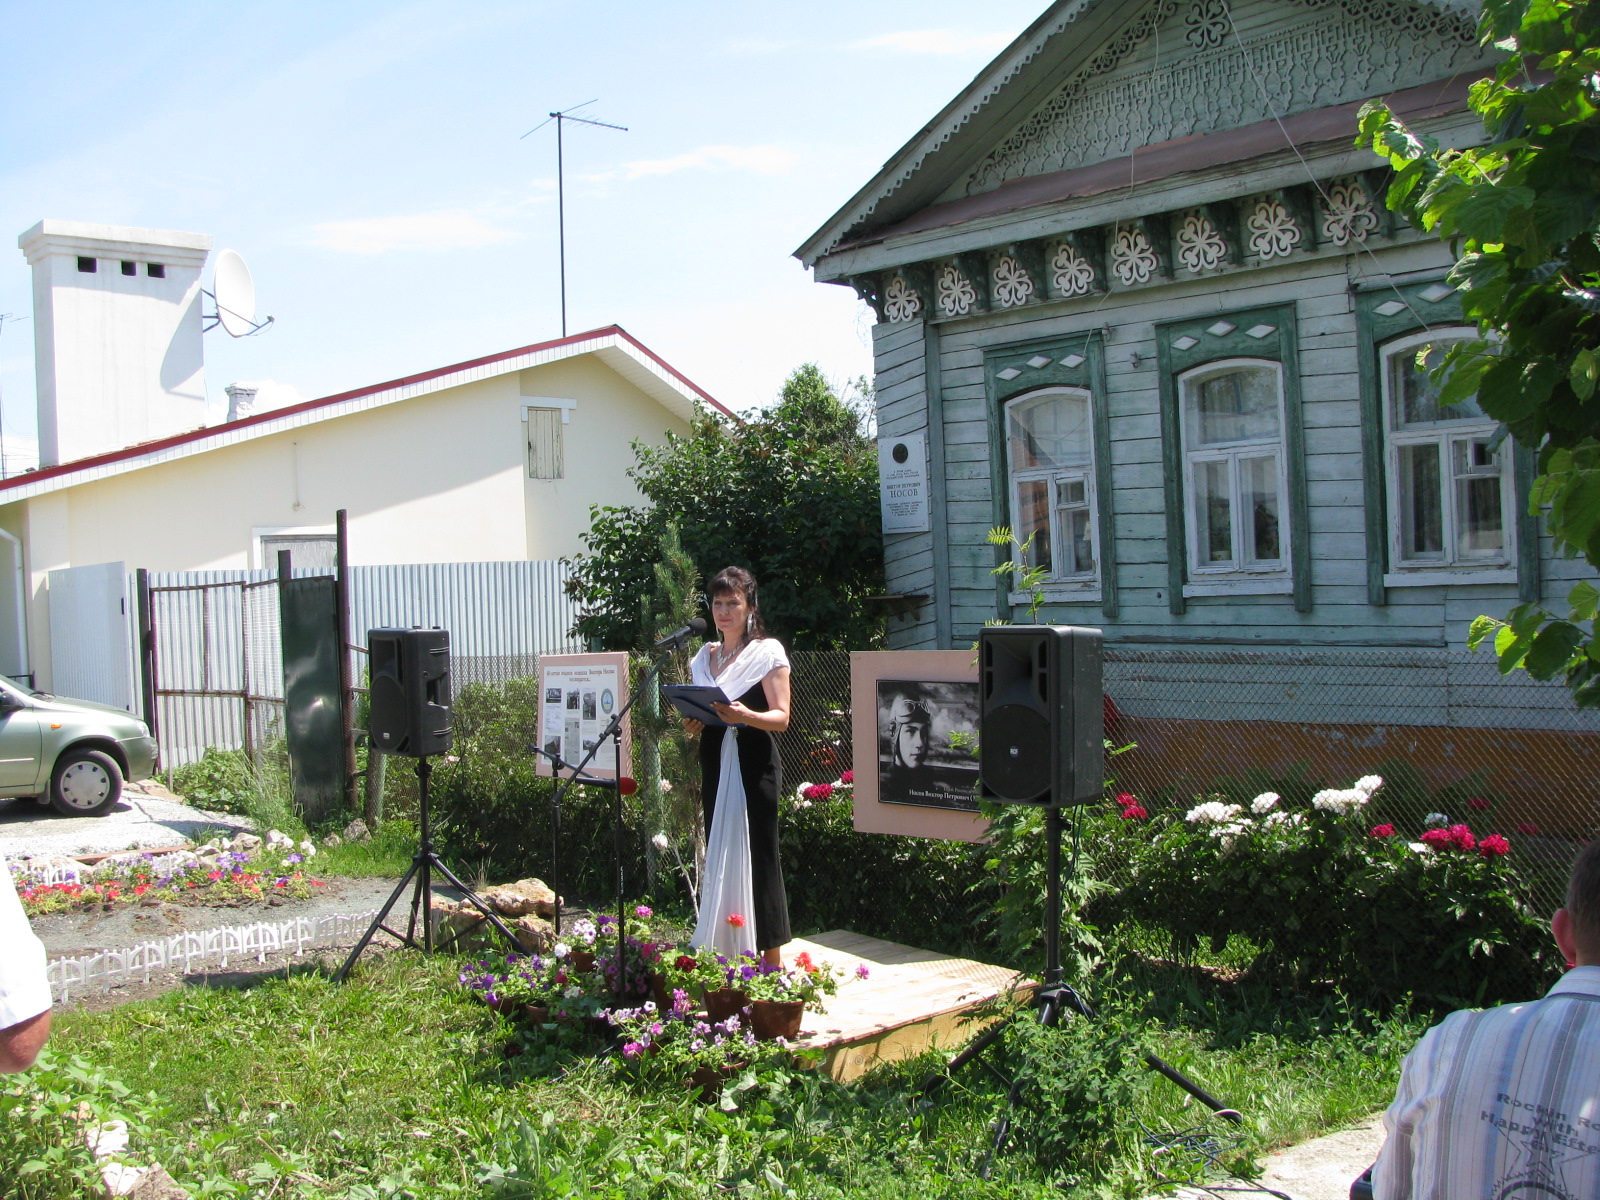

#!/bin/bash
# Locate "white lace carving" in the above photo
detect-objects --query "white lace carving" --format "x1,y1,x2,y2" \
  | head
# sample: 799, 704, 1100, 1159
992, 256, 1034, 308
1051, 243, 1096, 297
1175, 211, 1228, 273
937, 263, 977, 317
1320, 178, 1380, 246
883, 276, 922, 323
1247, 199, 1302, 259
1110, 227, 1159, 287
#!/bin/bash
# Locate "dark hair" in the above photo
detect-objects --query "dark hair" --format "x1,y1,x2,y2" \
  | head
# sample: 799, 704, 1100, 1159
1566, 837, 1600, 954
706, 566, 768, 639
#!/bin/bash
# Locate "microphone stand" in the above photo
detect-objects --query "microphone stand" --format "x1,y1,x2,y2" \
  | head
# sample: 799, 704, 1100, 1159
533, 635, 691, 996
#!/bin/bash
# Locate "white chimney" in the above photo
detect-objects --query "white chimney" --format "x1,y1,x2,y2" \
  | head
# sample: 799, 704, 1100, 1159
17, 220, 212, 467
224, 384, 258, 422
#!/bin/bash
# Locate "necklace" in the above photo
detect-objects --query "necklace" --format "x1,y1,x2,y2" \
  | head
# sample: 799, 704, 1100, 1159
710, 638, 744, 675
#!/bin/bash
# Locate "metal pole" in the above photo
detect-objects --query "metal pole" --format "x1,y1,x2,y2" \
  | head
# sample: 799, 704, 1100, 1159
135, 569, 159, 748
335, 510, 357, 815
556, 114, 566, 337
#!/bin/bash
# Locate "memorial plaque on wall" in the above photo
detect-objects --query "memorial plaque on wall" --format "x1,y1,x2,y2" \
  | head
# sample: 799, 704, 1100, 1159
877, 434, 930, 534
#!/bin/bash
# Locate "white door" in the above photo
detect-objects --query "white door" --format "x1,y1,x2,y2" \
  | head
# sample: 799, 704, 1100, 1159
47, 562, 136, 711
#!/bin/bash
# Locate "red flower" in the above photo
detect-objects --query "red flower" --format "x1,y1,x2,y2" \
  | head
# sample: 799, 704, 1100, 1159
1479, 834, 1511, 858
726, 913, 746, 928
795, 951, 816, 973
1116, 792, 1138, 808
1516, 822, 1540, 836
1420, 828, 1453, 849
133, 884, 149, 895
1370, 824, 1396, 838
675, 955, 696, 971
1467, 798, 1490, 811
1448, 824, 1477, 852
1119, 805, 1148, 820
840, 770, 854, 785
802, 783, 834, 801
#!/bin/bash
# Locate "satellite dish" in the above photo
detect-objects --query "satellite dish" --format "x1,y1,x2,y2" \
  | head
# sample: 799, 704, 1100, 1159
212, 250, 258, 337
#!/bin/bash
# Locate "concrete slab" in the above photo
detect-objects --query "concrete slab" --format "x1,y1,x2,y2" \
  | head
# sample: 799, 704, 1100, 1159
0, 783, 250, 861
1160, 1116, 1384, 1200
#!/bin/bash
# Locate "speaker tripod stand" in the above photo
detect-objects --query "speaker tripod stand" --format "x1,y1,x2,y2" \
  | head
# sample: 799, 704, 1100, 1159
922, 805, 1239, 1178
333, 756, 521, 982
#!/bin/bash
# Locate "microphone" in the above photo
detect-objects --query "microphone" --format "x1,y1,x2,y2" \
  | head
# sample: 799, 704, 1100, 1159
653, 617, 707, 650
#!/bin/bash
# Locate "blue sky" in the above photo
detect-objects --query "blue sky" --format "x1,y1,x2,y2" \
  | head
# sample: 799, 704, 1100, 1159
0, 1, 1045, 462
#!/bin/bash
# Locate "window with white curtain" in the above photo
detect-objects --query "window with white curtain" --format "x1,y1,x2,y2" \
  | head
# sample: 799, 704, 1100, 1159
1004, 388, 1097, 582
1382, 329, 1511, 570
1178, 359, 1290, 578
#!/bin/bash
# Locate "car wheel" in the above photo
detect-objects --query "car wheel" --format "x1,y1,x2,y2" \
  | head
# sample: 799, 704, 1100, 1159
50, 749, 123, 817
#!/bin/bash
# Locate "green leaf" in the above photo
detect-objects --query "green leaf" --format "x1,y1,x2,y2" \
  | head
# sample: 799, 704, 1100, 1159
1569, 580, 1600, 622
1524, 620, 1585, 678
1467, 613, 1504, 650
1572, 349, 1599, 401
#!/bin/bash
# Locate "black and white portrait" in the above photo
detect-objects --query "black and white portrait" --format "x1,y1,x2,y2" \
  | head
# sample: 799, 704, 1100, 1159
876, 680, 980, 812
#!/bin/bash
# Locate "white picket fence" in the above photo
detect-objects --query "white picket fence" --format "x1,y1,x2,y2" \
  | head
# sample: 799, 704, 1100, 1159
47, 910, 379, 1002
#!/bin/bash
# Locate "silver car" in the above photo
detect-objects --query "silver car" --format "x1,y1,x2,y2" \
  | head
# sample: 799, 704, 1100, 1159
0, 676, 158, 816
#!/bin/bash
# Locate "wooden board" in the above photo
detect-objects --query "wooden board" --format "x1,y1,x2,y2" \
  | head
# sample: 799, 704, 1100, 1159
782, 930, 1032, 1083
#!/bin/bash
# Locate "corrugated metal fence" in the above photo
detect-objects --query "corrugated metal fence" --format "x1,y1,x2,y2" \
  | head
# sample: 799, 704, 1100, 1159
146, 560, 583, 767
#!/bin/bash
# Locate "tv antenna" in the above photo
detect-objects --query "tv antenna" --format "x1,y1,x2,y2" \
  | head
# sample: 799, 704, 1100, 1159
203, 249, 274, 337
521, 100, 627, 337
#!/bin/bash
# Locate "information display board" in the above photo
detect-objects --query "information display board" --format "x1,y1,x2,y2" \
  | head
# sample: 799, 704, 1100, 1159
535, 652, 631, 780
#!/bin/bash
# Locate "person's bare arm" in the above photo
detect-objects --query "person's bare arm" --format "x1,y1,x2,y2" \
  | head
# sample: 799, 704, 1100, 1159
0, 1009, 50, 1073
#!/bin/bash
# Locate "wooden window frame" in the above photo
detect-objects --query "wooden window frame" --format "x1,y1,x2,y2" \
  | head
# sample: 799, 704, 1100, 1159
1003, 387, 1101, 589
983, 333, 1116, 618
1156, 303, 1310, 615
1355, 281, 1538, 605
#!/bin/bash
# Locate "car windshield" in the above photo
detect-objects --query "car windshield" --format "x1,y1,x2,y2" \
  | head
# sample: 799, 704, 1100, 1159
0, 675, 41, 698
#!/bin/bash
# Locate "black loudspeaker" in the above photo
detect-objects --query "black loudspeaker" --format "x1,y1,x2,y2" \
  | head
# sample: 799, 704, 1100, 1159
368, 628, 453, 757
979, 625, 1103, 806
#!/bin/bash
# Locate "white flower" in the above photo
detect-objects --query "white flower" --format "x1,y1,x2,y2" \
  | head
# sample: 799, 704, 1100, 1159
297, 839, 317, 858
642, 1000, 656, 1013
1409, 842, 1431, 854
1312, 788, 1369, 814
1250, 792, 1280, 813
650, 832, 670, 852
1353, 775, 1384, 796
659, 779, 673, 793
1185, 801, 1242, 826
563, 985, 583, 999
1425, 812, 1450, 828
553, 942, 571, 959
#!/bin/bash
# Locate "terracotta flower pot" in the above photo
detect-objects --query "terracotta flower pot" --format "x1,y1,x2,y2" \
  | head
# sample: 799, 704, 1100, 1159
687, 1062, 744, 1103
486, 995, 520, 1014
568, 949, 596, 972
648, 972, 673, 1013
704, 988, 751, 1023
522, 1004, 551, 1024
748, 999, 804, 1042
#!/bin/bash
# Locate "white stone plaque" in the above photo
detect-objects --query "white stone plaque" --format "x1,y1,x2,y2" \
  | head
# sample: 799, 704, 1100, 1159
878, 434, 930, 534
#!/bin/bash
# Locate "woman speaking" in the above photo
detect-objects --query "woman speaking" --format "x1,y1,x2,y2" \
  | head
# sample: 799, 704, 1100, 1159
682, 566, 791, 968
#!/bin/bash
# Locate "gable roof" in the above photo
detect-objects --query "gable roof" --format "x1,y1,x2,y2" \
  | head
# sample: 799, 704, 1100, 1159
796, 0, 1485, 267
0, 325, 728, 503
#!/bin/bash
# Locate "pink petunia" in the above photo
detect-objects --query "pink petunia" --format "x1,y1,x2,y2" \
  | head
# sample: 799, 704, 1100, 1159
726, 913, 745, 928
634, 905, 653, 918
1479, 834, 1511, 858
1370, 824, 1396, 838
855, 964, 870, 980
840, 770, 854, 785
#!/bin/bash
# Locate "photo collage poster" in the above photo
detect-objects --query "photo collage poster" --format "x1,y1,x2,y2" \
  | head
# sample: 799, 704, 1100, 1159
537, 658, 624, 775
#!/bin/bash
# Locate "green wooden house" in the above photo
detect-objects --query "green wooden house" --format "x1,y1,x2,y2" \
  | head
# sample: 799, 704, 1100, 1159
798, 0, 1600, 811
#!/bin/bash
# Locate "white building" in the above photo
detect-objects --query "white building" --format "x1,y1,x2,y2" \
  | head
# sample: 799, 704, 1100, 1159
0, 220, 728, 691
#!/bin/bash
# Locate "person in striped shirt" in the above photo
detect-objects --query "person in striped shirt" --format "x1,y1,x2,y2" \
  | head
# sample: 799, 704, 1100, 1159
1373, 836, 1600, 1200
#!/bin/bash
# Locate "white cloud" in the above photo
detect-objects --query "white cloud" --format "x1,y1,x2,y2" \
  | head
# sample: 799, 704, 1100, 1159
851, 29, 1014, 55
615, 144, 799, 181
308, 213, 517, 255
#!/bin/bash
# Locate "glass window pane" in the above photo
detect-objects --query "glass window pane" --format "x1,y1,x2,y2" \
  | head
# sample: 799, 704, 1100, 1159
1454, 437, 1504, 557
1194, 460, 1233, 565
1398, 443, 1444, 560
1007, 393, 1091, 471
1190, 366, 1280, 445
1241, 456, 1281, 564
1391, 340, 1483, 425
1053, 475, 1094, 576
1016, 479, 1053, 575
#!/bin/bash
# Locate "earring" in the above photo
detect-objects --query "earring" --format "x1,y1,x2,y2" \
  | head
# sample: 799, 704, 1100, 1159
746, 612, 754, 635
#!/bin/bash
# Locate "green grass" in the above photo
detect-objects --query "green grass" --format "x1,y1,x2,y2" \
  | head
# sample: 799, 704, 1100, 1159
2, 949, 1427, 1199
312, 820, 419, 877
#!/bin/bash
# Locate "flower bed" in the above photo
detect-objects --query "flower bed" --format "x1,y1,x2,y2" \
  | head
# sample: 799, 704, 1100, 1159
13, 837, 324, 917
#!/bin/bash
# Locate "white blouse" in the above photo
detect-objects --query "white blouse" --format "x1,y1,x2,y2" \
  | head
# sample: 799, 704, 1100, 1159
689, 637, 790, 703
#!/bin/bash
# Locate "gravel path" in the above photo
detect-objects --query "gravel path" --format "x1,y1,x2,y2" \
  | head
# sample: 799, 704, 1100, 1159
0, 782, 252, 860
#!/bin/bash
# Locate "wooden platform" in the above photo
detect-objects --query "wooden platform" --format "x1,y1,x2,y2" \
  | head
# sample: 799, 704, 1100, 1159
783, 931, 1031, 1082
